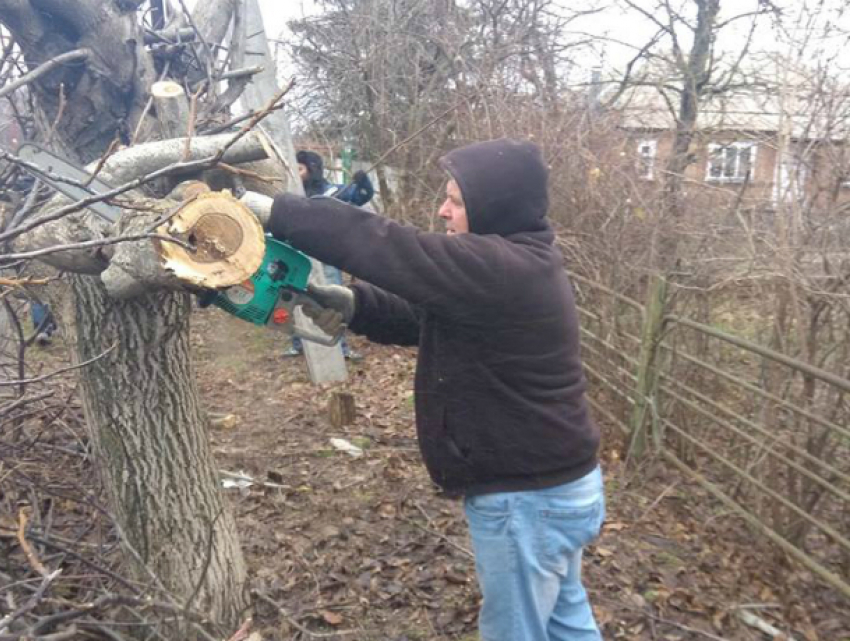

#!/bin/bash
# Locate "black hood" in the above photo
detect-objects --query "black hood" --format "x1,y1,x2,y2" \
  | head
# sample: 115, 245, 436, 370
438, 138, 549, 236
296, 150, 328, 197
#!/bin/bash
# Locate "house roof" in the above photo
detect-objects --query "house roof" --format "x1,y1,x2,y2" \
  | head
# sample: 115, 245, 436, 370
610, 56, 850, 141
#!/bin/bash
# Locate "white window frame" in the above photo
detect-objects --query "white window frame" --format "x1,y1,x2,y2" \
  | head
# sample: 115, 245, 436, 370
706, 141, 757, 183
636, 139, 657, 180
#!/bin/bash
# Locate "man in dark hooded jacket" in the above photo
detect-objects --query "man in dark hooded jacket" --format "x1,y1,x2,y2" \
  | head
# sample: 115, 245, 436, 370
266, 139, 604, 640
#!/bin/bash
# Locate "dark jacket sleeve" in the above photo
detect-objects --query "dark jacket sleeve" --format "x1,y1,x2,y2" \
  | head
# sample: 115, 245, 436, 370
268, 194, 529, 322
335, 171, 374, 207
349, 282, 421, 346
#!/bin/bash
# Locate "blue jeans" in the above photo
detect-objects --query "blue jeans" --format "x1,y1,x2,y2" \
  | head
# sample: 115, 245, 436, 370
464, 466, 605, 641
30, 302, 56, 335
291, 264, 350, 354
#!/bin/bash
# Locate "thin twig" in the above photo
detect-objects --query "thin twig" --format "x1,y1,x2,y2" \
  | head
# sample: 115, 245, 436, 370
328, 98, 468, 199
362, 100, 466, 176
0, 568, 62, 633
175, 0, 215, 86
0, 232, 194, 263
208, 78, 296, 167
183, 84, 205, 161
131, 60, 173, 146
17, 507, 48, 577
597, 596, 732, 641
224, 618, 253, 641
44, 84, 67, 147
85, 138, 122, 188
143, 192, 200, 233
0, 343, 118, 387
4, 182, 43, 236
634, 479, 679, 524
0, 594, 218, 641
1, 298, 26, 396
182, 508, 224, 616
22, 534, 140, 595
0, 392, 54, 419
0, 149, 101, 194
216, 162, 280, 184
401, 517, 473, 558
253, 591, 364, 638
0, 277, 50, 288
201, 102, 285, 135
0, 49, 91, 100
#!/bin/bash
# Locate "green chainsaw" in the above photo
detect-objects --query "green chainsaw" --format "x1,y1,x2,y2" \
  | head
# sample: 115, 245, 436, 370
15, 142, 343, 346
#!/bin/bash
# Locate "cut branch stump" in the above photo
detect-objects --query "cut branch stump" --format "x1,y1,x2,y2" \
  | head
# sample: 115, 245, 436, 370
101, 190, 265, 299
328, 391, 356, 428
152, 80, 190, 140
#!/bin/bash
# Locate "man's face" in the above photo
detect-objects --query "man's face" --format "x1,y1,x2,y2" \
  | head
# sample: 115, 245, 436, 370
438, 179, 469, 235
298, 163, 309, 182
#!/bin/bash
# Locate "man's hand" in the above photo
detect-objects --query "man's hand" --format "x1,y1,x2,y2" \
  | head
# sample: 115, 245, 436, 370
239, 191, 274, 228
303, 284, 356, 336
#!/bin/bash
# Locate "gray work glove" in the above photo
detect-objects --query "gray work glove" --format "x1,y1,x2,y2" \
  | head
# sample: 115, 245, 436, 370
303, 284, 356, 336
239, 191, 273, 228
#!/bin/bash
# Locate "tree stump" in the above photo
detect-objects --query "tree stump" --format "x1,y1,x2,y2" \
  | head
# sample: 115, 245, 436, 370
328, 391, 356, 428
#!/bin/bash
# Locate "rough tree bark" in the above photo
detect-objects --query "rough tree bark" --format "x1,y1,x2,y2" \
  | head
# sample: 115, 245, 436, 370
0, 0, 274, 631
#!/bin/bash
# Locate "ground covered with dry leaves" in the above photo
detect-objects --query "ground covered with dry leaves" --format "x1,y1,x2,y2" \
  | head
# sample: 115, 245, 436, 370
192, 309, 848, 641
2, 305, 847, 641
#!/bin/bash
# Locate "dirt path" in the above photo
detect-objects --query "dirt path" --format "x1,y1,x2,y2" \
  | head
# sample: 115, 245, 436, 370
192, 309, 848, 641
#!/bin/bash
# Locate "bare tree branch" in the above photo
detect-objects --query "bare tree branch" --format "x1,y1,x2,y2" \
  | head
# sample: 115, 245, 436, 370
0, 48, 90, 100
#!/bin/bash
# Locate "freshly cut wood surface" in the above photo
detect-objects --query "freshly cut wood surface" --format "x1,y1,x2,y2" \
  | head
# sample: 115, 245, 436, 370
157, 190, 266, 289
101, 190, 266, 299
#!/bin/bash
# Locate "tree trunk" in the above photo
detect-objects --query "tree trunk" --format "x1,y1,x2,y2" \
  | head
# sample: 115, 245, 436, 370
0, 0, 251, 631
71, 277, 248, 626
657, 0, 720, 270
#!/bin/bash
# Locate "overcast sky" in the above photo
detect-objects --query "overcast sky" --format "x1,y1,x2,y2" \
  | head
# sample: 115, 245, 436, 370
183, 0, 850, 81
253, 0, 850, 80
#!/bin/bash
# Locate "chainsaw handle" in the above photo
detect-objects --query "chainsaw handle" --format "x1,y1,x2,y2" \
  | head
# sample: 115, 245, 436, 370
279, 290, 346, 347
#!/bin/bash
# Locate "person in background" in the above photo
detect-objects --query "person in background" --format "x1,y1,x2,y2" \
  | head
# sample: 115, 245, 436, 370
282, 150, 374, 359
30, 300, 56, 345
263, 139, 605, 641
297, 149, 375, 206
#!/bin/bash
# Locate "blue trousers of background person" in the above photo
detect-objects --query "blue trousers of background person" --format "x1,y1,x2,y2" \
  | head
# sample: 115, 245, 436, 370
289, 263, 353, 356
464, 466, 605, 641
30, 301, 56, 341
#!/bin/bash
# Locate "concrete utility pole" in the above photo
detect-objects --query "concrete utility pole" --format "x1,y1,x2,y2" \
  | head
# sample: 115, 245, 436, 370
242, 0, 349, 384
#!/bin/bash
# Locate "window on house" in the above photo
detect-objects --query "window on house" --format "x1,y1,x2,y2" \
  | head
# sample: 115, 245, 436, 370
636, 139, 657, 180
707, 142, 756, 183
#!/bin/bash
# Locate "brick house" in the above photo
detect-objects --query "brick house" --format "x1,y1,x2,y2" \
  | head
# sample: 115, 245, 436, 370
619, 76, 850, 210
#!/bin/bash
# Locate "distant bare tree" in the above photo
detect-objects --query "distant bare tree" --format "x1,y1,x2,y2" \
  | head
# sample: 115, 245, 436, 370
605, 0, 779, 269
288, 0, 601, 213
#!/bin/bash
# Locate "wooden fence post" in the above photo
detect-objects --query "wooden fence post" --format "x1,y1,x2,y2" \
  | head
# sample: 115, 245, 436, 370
627, 274, 668, 461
